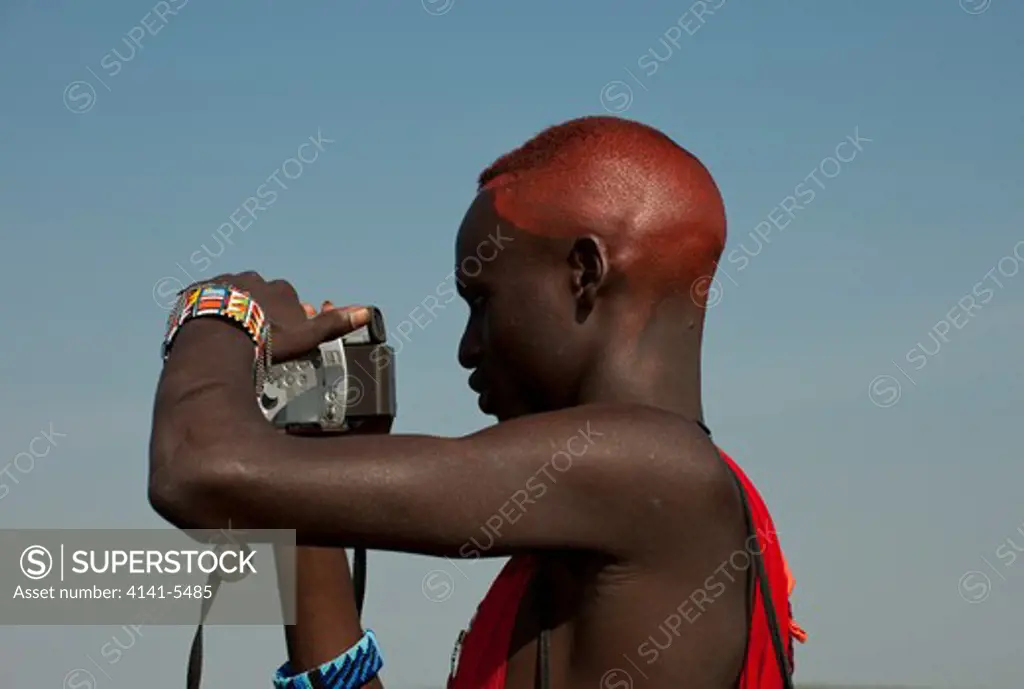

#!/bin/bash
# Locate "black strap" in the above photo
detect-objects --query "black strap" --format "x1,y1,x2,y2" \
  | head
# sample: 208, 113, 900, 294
537, 629, 551, 689
706, 421, 793, 688
186, 573, 223, 689
353, 547, 367, 617
186, 532, 257, 689
708, 421, 794, 683
731, 470, 794, 688
536, 567, 551, 689
185, 542, 371, 689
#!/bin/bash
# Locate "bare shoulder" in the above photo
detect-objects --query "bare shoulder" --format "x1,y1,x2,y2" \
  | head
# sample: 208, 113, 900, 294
470, 403, 740, 554
470, 402, 730, 487
572, 403, 740, 524
545, 402, 736, 495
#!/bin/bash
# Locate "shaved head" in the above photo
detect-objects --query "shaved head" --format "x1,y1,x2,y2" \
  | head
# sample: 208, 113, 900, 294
456, 116, 722, 420
478, 116, 726, 304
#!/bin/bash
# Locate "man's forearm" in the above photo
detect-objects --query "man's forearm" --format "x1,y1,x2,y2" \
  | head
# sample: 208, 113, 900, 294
273, 429, 391, 686
275, 547, 384, 689
275, 548, 362, 665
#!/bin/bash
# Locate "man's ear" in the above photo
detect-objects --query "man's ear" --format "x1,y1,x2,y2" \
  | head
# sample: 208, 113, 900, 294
568, 236, 608, 322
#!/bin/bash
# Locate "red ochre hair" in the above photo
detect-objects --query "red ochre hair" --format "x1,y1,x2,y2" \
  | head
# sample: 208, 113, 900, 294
479, 116, 726, 302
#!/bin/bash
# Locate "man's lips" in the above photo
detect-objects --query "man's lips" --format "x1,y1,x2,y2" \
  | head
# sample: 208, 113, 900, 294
468, 371, 486, 394
468, 372, 493, 412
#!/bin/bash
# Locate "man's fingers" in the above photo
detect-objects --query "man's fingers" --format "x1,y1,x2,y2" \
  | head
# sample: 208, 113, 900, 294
273, 307, 371, 360
308, 307, 372, 342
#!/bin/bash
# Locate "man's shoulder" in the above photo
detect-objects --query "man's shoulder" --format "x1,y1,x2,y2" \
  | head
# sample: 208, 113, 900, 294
546, 403, 738, 511
533, 405, 745, 565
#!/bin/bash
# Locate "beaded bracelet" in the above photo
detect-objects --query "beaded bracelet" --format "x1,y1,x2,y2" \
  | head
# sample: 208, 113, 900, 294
162, 282, 272, 389
273, 629, 384, 689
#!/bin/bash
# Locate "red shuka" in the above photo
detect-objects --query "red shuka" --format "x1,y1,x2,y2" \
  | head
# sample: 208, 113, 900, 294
447, 555, 536, 689
447, 451, 805, 689
718, 450, 807, 689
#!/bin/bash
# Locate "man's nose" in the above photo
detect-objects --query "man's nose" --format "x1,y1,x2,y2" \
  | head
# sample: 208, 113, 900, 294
457, 324, 481, 370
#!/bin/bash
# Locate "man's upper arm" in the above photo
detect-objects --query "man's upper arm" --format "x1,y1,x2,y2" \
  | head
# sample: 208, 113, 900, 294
197, 405, 718, 558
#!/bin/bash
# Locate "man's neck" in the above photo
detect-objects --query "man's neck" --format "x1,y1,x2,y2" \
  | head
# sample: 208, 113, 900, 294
576, 341, 704, 423
575, 297, 706, 421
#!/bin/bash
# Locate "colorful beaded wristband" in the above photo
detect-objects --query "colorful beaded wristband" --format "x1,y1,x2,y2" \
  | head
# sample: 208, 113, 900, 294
273, 629, 384, 689
162, 283, 272, 384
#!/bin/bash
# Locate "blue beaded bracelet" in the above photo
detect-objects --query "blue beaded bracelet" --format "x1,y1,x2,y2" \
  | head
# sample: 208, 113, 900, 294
273, 629, 383, 689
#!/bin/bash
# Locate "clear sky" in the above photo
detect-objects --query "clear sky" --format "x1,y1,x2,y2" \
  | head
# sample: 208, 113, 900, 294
1, 1, 1023, 688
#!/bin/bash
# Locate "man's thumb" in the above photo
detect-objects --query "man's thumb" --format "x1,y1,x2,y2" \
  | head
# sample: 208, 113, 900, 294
273, 306, 371, 361
307, 306, 372, 344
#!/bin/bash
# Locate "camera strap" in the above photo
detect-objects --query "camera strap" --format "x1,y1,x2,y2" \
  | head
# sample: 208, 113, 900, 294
185, 547, 368, 689
184, 532, 257, 689
185, 571, 223, 689
186, 529, 258, 689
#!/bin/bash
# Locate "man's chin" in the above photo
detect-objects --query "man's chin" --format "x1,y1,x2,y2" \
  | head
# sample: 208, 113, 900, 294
490, 405, 534, 423
478, 392, 523, 422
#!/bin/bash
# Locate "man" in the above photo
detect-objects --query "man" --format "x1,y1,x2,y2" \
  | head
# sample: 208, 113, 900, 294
150, 115, 803, 689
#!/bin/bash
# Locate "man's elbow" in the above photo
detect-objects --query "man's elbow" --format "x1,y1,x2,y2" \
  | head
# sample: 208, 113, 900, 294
148, 443, 236, 528
149, 470, 204, 528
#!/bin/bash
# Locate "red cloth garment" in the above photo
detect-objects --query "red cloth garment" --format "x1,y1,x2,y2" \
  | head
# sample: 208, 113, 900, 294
718, 449, 806, 689
448, 555, 536, 689
447, 451, 805, 689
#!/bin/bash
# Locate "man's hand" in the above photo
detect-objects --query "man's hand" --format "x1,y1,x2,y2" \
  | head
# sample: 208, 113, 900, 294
207, 271, 372, 361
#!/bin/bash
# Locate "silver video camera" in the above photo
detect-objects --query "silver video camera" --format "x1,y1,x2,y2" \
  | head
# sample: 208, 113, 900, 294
258, 307, 396, 433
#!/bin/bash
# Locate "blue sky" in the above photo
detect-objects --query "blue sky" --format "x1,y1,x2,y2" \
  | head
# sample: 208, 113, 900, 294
1, 1, 1023, 687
